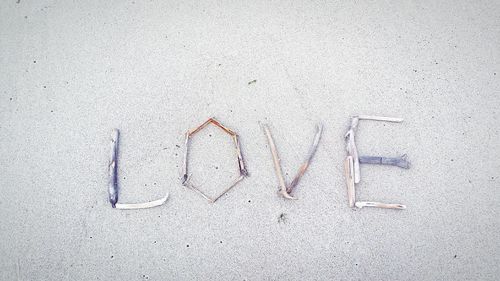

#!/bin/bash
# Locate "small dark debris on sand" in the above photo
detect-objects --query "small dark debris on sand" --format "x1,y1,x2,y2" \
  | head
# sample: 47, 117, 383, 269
278, 213, 287, 223
248, 79, 257, 85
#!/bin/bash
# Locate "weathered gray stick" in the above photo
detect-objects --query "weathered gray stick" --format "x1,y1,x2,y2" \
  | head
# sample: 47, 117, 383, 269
356, 115, 404, 123
232, 134, 248, 176
287, 123, 323, 194
108, 129, 120, 208
359, 154, 410, 169
355, 201, 406, 210
115, 194, 169, 210
261, 123, 296, 200
212, 175, 245, 203
344, 156, 356, 208
345, 117, 361, 183
181, 132, 190, 185
184, 180, 214, 203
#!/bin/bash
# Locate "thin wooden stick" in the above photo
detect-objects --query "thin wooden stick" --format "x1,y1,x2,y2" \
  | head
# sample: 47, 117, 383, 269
261, 124, 296, 200
181, 132, 190, 185
115, 193, 169, 210
188, 118, 213, 135
287, 123, 323, 194
345, 117, 361, 183
232, 135, 248, 176
184, 180, 214, 203
359, 154, 410, 169
357, 115, 403, 123
189, 117, 236, 136
212, 175, 245, 203
209, 118, 236, 135
355, 201, 406, 210
108, 129, 120, 208
344, 156, 356, 208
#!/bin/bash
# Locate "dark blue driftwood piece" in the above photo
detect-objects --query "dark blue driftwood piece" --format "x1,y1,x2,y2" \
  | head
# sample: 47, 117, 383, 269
358, 154, 410, 169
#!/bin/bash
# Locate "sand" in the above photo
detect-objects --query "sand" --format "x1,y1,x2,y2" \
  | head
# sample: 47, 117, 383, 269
1, 0, 499, 280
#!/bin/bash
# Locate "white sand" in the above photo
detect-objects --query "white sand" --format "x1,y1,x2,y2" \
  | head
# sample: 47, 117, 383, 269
1, 1, 499, 280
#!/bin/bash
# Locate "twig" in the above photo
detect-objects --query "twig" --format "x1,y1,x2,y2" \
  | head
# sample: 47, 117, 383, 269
184, 180, 214, 203
359, 154, 410, 169
115, 194, 169, 210
345, 117, 361, 183
355, 201, 406, 210
212, 175, 245, 203
232, 134, 248, 176
287, 123, 323, 194
344, 156, 355, 208
181, 118, 247, 203
108, 129, 120, 208
356, 115, 404, 123
181, 132, 190, 185
261, 123, 296, 200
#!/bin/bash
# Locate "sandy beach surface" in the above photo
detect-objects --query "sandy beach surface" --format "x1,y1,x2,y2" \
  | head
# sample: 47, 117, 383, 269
1, 1, 499, 280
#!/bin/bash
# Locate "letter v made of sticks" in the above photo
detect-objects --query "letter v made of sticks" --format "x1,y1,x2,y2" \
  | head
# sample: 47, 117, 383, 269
262, 123, 323, 200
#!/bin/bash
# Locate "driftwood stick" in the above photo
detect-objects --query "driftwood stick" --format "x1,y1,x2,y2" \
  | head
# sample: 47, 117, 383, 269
262, 124, 296, 200
181, 132, 190, 185
212, 175, 245, 203
115, 193, 169, 210
189, 117, 236, 136
359, 154, 410, 169
355, 201, 406, 210
184, 180, 215, 203
232, 135, 248, 176
345, 117, 361, 183
344, 156, 356, 208
108, 129, 120, 208
188, 118, 213, 135
287, 123, 323, 194
209, 118, 236, 135
356, 115, 404, 123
